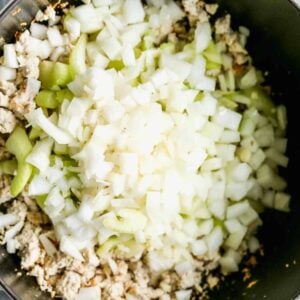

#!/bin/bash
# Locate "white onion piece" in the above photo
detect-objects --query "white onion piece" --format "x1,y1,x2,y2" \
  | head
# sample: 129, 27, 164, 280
3, 44, 18, 68
0, 214, 18, 229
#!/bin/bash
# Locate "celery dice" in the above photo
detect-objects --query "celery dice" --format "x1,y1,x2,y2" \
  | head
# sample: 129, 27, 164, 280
6, 126, 32, 161
56, 89, 74, 103
242, 86, 275, 116
39, 61, 72, 90
0, 160, 17, 175
35, 194, 47, 209
35, 90, 58, 109
6, 126, 33, 196
10, 161, 33, 197
29, 127, 43, 140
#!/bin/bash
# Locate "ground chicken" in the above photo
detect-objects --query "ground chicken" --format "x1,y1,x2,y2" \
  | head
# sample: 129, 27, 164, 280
205, 4, 218, 15
0, 80, 16, 96
18, 56, 40, 79
26, 211, 49, 226
20, 189, 39, 212
29, 265, 54, 295
0, 92, 9, 107
7, 200, 28, 222
182, 0, 210, 24
15, 223, 42, 269
0, 108, 16, 133
0, 175, 13, 204
215, 14, 231, 35
56, 271, 81, 300
35, 6, 56, 23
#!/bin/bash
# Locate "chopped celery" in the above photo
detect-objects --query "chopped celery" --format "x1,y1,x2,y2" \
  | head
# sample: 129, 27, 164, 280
103, 209, 147, 234
39, 61, 72, 90
29, 127, 43, 140
141, 30, 155, 50
6, 126, 32, 161
203, 42, 222, 64
39, 61, 54, 89
51, 62, 72, 87
97, 236, 119, 256
54, 142, 68, 155
56, 89, 74, 103
117, 239, 144, 259
242, 86, 275, 116
10, 161, 33, 197
195, 92, 205, 102
35, 90, 58, 109
239, 67, 257, 89
6, 127, 33, 196
107, 60, 124, 71
277, 105, 287, 131
160, 42, 176, 54
63, 158, 77, 167
0, 160, 17, 175
134, 48, 142, 59
218, 97, 238, 110
35, 194, 47, 209
69, 33, 87, 76
206, 61, 221, 71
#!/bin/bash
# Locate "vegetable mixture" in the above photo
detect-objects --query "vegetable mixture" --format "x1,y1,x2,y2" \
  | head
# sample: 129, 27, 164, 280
0, 0, 290, 299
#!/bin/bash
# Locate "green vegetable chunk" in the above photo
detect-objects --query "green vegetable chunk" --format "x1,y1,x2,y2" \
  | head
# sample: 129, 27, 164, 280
29, 127, 43, 140
0, 160, 17, 175
56, 89, 74, 103
242, 86, 275, 116
6, 126, 32, 161
39, 61, 72, 90
35, 194, 47, 209
35, 90, 58, 109
10, 162, 33, 197
5, 126, 33, 196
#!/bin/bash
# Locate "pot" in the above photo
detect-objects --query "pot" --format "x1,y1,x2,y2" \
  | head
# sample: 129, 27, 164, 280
0, 0, 299, 299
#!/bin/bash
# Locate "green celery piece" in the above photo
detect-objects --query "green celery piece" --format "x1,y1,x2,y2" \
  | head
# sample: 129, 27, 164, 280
39, 61, 72, 90
0, 159, 17, 175
195, 92, 205, 102
134, 48, 142, 59
69, 33, 87, 77
10, 161, 33, 197
35, 90, 58, 109
249, 199, 264, 214
63, 14, 72, 32
97, 236, 119, 256
107, 60, 124, 71
6, 126, 32, 161
206, 61, 221, 71
160, 42, 176, 54
29, 127, 43, 140
218, 97, 238, 110
54, 142, 68, 155
242, 86, 275, 116
39, 61, 55, 89
6, 127, 33, 196
35, 194, 47, 209
51, 62, 73, 87
56, 89, 74, 103
203, 41, 222, 64
183, 41, 195, 53
118, 239, 144, 259
63, 158, 77, 167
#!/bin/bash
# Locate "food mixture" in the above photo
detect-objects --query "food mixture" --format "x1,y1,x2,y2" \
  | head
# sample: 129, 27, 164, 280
0, 0, 290, 299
